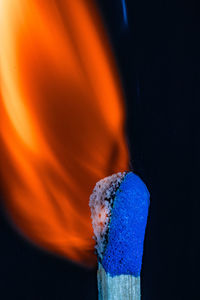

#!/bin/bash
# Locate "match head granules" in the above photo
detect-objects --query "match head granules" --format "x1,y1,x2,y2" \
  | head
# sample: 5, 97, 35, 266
89, 172, 150, 277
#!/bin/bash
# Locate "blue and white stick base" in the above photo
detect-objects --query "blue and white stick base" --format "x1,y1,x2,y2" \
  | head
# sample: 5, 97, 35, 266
97, 263, 140, 300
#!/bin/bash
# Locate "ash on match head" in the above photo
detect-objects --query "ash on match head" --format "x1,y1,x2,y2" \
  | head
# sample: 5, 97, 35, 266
89, 172, 126, 260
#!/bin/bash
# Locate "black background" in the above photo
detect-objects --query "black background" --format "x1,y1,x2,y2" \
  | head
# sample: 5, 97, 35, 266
0, 1, 199, 299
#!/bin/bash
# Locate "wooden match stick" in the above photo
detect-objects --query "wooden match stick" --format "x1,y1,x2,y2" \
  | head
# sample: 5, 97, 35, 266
97, 262, 140, 299
89, 172, 150, 300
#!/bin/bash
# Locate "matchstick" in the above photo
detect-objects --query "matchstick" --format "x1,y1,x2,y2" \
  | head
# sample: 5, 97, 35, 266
89, 172, 150, 300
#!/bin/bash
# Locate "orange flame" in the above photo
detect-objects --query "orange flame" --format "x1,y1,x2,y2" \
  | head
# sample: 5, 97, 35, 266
0, 0, 129, 266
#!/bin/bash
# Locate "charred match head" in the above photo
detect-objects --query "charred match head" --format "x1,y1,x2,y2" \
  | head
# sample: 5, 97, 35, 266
89, 171, 150, 277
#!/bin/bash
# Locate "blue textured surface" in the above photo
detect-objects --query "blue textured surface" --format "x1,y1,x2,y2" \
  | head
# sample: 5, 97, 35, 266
102, 172, 150, 277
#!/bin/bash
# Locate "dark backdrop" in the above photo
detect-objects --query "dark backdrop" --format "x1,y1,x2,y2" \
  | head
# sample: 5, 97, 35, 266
0, 1, 199, 299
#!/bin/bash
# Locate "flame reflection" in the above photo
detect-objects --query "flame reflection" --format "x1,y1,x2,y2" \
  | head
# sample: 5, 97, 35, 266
0, 0, 129, 266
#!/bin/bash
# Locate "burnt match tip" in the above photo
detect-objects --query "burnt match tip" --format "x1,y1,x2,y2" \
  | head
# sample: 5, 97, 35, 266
89, 171, 150, 277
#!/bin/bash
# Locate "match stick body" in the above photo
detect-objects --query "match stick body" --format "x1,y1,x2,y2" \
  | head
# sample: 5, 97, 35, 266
98, 263, 140, 300
90, 172, 149, 300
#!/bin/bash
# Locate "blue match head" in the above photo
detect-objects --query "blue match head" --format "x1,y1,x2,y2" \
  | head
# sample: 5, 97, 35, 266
102, 172, 150, 277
